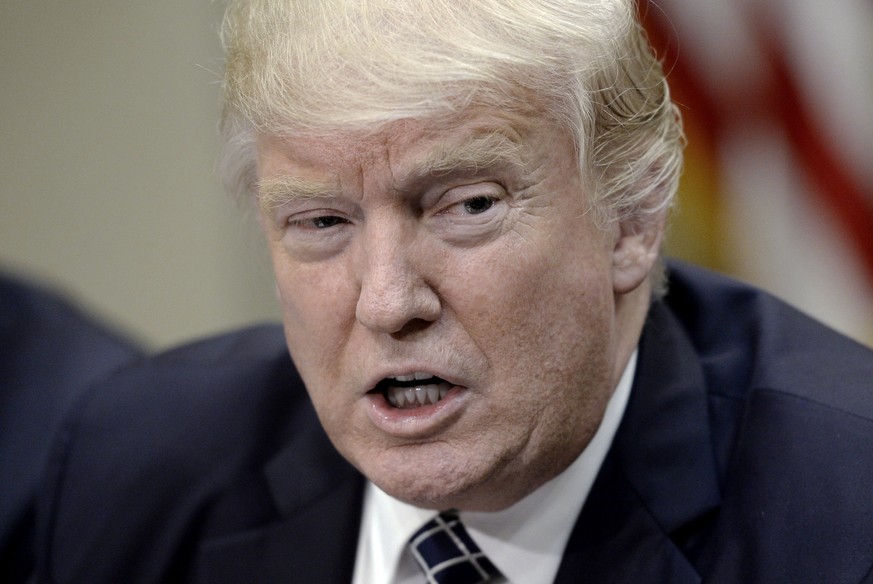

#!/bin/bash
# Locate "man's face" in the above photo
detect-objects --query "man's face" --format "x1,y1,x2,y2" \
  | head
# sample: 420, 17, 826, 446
256, 108, 652, 511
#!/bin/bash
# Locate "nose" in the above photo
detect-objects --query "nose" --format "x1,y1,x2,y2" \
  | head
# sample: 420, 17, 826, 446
354, 225, 441, 335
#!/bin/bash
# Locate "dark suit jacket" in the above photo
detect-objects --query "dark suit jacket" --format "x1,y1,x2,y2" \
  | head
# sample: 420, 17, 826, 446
34, 263, 873, 583
0, 274, 142, 581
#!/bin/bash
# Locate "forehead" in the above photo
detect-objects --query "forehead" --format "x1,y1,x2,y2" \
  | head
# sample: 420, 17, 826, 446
256, 106, 567, 181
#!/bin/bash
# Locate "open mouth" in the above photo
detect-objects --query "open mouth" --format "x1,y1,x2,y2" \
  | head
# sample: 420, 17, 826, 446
376, 372, 454, 409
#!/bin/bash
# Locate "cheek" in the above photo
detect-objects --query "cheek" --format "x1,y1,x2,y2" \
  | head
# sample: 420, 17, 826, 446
448, 225, 614, 354
271, 251, 357, 386
446, 228, 616, 425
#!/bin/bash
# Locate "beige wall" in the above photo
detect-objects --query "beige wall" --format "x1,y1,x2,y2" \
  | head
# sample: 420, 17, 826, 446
1, 2, 280, 349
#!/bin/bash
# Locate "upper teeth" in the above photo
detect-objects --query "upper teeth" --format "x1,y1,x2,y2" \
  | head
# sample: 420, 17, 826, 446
391, 372, 434, 382
385, 382, 452, 409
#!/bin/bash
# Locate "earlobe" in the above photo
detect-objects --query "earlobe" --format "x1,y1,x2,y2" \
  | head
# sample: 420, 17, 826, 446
611, 216, 665, 295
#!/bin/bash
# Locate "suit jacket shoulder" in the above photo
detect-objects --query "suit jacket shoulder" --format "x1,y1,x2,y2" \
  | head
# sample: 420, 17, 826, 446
1, 274, 142, 582
35, 265, 873, 583
665, 263, 873, 582
35, 325, 363, 583
666, 261, 873, 414
561, 262, 873, 583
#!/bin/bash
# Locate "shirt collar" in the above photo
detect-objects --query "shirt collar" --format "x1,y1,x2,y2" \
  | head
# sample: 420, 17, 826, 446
354, 351, 637, 584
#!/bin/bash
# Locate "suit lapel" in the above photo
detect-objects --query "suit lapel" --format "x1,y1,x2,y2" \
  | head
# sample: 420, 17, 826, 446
553, 457, 703, 584
555, 301, 722, 583
194, 476, 363, 584
194, 398, 365, 584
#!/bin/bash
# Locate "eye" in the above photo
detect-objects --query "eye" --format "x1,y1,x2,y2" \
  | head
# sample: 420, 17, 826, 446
288, 214, 350, 231
280, 210, 354, 262
430, 180, 506, 228
309, 215, 348, 229
462, 196, 496, 215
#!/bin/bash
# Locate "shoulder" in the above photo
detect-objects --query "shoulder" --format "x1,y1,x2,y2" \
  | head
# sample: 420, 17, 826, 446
36, 325, 325, 582
663, 261, 873, 417
0, 272, 142, 428
0, 272, 141, 391
1, 274, 143, 581
57, 323, 300, 447
660, 263, 873, 580
45, 324, 304, 490
0, 272, 139, 359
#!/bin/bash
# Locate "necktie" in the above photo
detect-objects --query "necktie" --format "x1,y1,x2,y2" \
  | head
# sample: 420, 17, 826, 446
408, 511, 501, 584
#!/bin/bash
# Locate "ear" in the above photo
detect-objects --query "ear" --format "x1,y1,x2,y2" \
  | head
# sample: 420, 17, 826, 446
611, 213, 666, 295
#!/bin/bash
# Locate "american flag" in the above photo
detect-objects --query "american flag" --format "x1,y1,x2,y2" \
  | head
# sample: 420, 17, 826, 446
641, 0, 873, 345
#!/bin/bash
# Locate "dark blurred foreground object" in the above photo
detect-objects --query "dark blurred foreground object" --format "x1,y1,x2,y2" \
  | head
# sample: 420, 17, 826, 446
0, 273, 143, 582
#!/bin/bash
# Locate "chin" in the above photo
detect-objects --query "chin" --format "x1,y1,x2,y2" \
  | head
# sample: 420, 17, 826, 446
367, 456, 528, 512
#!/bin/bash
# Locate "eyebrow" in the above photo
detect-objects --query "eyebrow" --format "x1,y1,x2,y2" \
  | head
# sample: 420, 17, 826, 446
256, 130, 527, 215
256, 175, 338, 216
412, 131, 526, 180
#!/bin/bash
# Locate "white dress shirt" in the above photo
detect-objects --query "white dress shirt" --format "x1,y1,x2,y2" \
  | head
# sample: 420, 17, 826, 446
352, 351, 637, 584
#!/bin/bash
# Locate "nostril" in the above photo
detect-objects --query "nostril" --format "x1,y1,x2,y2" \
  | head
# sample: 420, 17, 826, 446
391, 317, 434, 338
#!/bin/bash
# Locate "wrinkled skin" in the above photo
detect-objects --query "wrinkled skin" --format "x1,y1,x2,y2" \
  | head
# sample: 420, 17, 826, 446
256, 108, 661, 511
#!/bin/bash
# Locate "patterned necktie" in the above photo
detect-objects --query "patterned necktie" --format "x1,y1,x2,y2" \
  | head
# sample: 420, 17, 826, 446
408, 511, 501, 584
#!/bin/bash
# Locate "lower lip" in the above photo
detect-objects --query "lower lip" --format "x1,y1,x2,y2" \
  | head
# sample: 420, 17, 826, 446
365, 385, 468, 438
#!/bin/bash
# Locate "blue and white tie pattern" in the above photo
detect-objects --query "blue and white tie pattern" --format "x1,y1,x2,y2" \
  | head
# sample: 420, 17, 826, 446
409, 511, 501, 584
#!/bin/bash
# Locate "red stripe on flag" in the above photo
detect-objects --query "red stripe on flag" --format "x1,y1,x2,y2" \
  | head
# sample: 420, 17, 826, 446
751, 19, 873, 288
639, 0, 873, 287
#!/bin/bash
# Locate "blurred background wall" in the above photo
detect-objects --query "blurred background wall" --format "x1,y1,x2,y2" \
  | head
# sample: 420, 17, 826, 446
2, 1, 871, 349
1, 1, 279, 349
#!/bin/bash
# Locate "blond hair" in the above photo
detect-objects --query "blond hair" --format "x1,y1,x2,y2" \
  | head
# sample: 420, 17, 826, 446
220, 0, 682, 232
